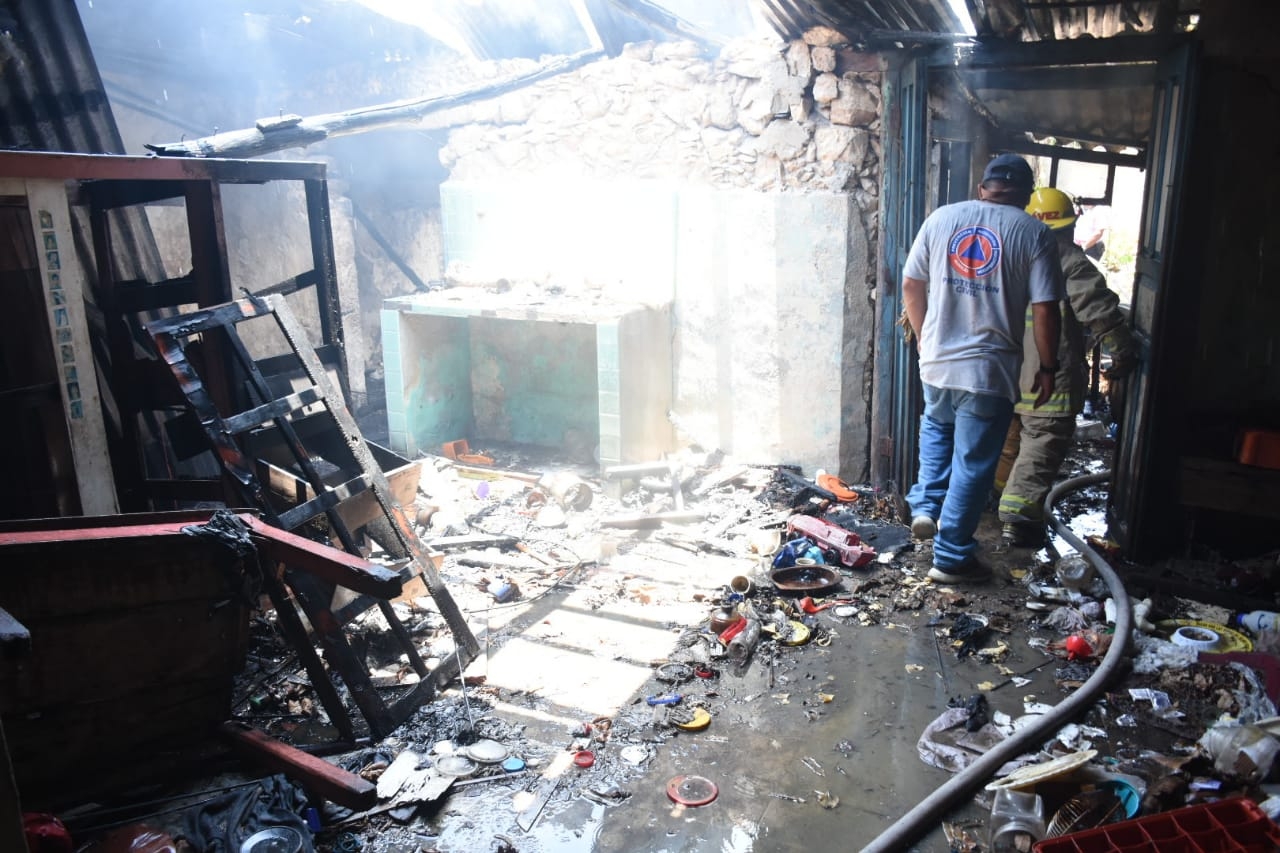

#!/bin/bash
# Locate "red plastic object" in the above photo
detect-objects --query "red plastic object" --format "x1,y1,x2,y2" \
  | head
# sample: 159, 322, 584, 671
718, 617, 748, 644
666, 774, 719, 807
1239, 429, 1280, 470
24, 813, 73, 853
799, 596, 835, 614
785, 515, 876, 568
816, 473, 859, 502
1064, 634, 1094, 660
573, 750, 595, 768
1032, 797, 1280, 853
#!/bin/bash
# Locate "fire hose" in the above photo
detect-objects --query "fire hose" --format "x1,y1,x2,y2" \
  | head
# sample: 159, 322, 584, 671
861, 471, 1130, 852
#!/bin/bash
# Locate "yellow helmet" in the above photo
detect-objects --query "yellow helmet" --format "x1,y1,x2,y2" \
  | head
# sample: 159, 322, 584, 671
1026, 187, 1076, 230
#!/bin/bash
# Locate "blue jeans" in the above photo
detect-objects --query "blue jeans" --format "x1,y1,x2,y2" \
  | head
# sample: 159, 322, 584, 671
907, 384, 1014, 569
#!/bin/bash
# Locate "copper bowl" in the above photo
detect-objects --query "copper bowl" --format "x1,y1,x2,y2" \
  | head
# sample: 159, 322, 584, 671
770, 564, 842, 593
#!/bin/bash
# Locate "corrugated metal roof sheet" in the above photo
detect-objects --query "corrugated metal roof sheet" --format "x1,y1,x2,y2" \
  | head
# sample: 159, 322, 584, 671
0, 0, 164, 290
0, 0, 123, 154
756, 0, 968, 44
980, 0, 1200, 41
752, 0, 1200, 45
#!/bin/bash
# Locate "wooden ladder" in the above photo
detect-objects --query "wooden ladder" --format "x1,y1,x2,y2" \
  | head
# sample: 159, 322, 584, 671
146, 293, 478, 740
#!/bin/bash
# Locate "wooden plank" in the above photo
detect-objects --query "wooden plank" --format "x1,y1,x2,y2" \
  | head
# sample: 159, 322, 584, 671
114, 275, 200, 312
244, 515, 402, 598
277, 475, 372, 531
219, 722, 377, 810
223, 387, 324, 435
263, 458, 422, 534
144, 50, 605, 160
0, 150, 326, 183
5, 678, 233, 804
0, 541, 236, 619
249, 269, 320, 299
23, 180, 119, 515
0, 600, 245, 709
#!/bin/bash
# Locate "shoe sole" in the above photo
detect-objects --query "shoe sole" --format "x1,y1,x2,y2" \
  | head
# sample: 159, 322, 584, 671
928, 565, 992, 584
911, 517, 937, 539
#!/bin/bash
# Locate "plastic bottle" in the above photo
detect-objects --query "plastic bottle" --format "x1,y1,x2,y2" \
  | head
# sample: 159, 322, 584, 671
989, 789, 1046, 853
1235, 610, 1280, 633
1055, 554, 1095, 591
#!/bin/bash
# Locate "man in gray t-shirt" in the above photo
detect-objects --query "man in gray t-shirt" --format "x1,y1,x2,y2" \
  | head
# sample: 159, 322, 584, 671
902, 153, 1065, 582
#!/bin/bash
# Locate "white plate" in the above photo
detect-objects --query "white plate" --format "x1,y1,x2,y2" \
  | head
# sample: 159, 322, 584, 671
985, 749, 1097, 791
436, 754, 479, 777
464, 739, 509, 764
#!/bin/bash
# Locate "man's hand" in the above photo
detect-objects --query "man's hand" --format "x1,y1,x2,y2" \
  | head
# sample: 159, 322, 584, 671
1032, 369, 1056, 408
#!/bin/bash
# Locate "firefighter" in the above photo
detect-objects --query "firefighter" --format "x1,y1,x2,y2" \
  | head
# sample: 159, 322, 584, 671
995, 187, 1138, 547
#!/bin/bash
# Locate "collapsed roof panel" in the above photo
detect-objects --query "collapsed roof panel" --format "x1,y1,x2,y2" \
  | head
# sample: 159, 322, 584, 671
959, 62, 1158, 149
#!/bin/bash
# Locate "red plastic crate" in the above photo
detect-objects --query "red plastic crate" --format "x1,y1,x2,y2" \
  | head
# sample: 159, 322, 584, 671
1033, 798, 1280, 853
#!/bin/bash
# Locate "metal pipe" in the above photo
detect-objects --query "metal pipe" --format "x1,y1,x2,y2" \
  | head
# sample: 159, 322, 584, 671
862, 471, 1129, 852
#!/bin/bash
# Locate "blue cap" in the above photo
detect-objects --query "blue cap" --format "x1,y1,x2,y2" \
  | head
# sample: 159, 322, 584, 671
982, 153, 1034, 191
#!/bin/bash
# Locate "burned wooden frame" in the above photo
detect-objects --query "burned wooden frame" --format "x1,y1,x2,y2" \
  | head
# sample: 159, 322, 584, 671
145, 294, 478, 740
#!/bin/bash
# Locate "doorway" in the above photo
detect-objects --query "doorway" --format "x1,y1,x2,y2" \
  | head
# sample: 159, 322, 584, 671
873, 37, 1198, 557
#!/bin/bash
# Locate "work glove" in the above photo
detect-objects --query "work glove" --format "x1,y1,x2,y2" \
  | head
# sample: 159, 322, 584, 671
1103, 349, 1137, 381
1099, 329, 1138, 381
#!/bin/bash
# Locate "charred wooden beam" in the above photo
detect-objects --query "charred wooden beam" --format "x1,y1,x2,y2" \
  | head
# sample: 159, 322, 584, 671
219, 721, 376, 810
243, 514, 403, 599
146, 49, 604, 160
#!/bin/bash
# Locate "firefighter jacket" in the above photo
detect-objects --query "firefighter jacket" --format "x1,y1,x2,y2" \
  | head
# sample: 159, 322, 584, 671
1014, 235, 1132, 417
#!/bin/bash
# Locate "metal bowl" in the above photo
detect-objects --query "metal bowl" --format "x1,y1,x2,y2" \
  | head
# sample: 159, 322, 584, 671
240, 827, 303, 853
770, 564, 842, 593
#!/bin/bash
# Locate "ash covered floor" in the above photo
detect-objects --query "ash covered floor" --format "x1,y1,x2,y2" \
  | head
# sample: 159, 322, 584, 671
65, 419, 1280, 852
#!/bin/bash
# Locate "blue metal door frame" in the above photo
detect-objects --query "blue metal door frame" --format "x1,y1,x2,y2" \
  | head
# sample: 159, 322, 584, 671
1109, 41, 1199, 557
871, 53, 928, 497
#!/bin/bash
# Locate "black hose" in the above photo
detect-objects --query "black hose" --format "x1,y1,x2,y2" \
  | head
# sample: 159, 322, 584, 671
861, 471, 1131, 852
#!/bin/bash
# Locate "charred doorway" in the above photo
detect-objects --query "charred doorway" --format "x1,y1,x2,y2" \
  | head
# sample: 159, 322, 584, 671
874, 36, 1198, 558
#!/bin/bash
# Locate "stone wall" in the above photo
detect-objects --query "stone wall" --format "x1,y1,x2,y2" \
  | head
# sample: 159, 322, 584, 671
421, 30, 885, 477
432, 31, 883, 218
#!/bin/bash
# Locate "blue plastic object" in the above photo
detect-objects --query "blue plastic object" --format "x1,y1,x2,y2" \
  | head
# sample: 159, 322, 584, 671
772, 537, 814, 569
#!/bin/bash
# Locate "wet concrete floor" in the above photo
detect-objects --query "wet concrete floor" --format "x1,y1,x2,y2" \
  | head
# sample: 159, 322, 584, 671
401, 511, 1076, 853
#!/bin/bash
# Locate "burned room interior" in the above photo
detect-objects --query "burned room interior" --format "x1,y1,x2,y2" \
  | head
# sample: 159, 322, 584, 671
4, 0, 1280, 852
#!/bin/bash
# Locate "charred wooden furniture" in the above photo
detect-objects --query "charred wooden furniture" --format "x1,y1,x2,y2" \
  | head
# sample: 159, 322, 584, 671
0, 511, 253, 806
0, 510, 427, 808
0, 150, 353, 516
145, 295, 478, 740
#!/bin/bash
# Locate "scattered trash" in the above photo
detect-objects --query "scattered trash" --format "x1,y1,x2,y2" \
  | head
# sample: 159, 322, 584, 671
769, 564, 842, 593
673, 707, 713, 732
666, 775, 719, 807
239, 827, 304, 853
656, 662, 694, 683
1198, 721, 1280, 782
814, 789, 840, 809
988, 788, 1046, 852
1054, 554, 1095, 591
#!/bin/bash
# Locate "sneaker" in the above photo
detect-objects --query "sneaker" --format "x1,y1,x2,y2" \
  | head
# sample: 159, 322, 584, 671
1001, 521, 1046, 548
911, 516, 937, 540
928, 555, 992, 584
